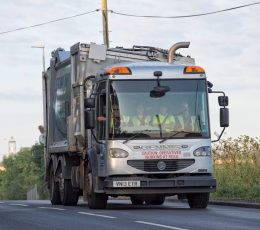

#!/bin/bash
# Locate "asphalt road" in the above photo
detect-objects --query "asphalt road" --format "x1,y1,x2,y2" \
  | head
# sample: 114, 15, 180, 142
0, 199, 259, 230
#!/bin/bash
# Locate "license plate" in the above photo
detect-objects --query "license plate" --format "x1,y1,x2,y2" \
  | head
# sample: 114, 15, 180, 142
113, 181, 140, 188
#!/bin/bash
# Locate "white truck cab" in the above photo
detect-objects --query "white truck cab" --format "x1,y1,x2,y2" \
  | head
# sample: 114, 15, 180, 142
42, 42, 229, 209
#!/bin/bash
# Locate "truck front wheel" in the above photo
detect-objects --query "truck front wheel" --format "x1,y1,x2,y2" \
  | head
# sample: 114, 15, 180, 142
86, 165, 107, 209
187, 193, 209, 209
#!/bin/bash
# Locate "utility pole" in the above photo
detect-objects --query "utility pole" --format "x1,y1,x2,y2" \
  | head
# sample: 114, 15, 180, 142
31, 45, 45, 72
102, 0, 109, 48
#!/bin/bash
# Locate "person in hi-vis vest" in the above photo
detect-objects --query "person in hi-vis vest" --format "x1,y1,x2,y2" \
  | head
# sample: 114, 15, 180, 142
151, 106, 175, 130
176, 102, 198, 132
131, 104, 151, 127
120, 113, 132, 128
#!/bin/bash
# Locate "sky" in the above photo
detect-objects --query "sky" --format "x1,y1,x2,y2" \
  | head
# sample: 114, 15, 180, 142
0, 0, 260, 161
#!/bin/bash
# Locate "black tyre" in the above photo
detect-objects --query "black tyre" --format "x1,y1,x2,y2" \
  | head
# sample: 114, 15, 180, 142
86, 165, 107, 209
130, 195, 144, 205
49, 166, 61, 205
59, 179, 79, 206
145, 195, 165, 205
177, 194, 187, 200
187, 193, 209, 209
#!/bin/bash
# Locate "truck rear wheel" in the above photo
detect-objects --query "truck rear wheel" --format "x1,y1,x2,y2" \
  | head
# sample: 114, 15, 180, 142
187, 193, 209, 209
49, 166, 61, 205
86, 165, 107, 209
145, 195, 165, 205
130, 195, 144, 205
59, 179, 79, 206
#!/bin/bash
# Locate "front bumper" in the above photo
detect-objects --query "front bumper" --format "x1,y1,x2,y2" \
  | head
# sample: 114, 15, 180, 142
104, 175, 216, 195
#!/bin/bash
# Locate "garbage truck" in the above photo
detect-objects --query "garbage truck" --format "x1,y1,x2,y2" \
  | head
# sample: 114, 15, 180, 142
40, 41, 229, 209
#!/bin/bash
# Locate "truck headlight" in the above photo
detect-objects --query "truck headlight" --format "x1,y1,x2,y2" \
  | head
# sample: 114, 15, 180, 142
109, 148, 129, 158
193, 146, 211, 157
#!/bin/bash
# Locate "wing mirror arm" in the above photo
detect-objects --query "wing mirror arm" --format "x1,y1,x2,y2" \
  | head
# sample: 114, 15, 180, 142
209, 90, 229, 143
212, 127, 226, 143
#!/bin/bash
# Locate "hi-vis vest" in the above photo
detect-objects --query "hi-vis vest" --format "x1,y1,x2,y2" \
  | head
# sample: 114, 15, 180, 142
132, 115, 150, 126
111, 115, 131, 128
177, 116, 198, 131
152, 114, 175, 129
121, 115, 131, 126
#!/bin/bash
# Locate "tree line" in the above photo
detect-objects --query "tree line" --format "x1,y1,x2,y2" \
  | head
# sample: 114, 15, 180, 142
0, 143, 48, 200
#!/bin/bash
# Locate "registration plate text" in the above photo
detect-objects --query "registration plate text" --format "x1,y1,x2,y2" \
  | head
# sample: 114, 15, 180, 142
113, 181, 140, 188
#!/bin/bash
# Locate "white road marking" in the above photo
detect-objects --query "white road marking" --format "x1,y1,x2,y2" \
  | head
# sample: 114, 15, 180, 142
78, 212, 116, 219
38, 207, 65, 211
10, 204, 29, 207
135, 221, 189, 230
0, 202, 5, 204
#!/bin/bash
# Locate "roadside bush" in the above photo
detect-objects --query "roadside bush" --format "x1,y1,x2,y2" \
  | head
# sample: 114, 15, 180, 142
212, 135, 260, 201
31, 144, 48, 199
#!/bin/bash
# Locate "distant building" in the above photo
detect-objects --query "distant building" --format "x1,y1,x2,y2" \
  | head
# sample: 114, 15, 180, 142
8, 136, 16, 156
0, 165, 5, 171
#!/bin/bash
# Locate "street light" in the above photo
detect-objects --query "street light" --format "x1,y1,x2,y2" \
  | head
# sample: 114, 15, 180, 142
31, 44, 45, 72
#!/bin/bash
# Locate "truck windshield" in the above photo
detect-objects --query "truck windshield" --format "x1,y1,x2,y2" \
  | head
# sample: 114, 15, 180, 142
108, 79, 210, 140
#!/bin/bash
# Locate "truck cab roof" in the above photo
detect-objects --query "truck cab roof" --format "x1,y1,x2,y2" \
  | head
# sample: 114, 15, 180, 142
98, 61, 206, 80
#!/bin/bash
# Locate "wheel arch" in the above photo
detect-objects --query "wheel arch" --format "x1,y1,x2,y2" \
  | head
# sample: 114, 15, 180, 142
55, 153, 80, 180
86, 148, 98, 176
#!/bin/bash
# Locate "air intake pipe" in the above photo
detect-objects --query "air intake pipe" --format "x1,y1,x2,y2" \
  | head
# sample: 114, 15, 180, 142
168, 42, 190, 63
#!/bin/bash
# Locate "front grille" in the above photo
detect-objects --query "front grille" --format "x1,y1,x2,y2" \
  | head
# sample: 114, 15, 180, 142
127, 159, 195, 172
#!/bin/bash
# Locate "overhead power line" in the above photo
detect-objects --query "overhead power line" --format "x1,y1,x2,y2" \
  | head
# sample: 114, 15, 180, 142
110, 1, 260, 18
0, 9, 99, 35
0, 2, 260, 35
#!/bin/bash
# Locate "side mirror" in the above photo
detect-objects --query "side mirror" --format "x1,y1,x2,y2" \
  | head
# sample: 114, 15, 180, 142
85, 98, 95, 108
85, 109, 95, 129
218, 96, 229, 106
220, 108, 229, 127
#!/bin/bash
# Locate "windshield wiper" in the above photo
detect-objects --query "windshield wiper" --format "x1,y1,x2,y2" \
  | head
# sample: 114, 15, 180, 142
123, 130, 158, 144
159, 131, 202, 143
